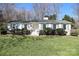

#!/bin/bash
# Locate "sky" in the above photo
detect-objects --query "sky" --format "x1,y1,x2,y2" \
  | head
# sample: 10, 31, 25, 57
16, 3, 75, 20
16, 3, 33, 10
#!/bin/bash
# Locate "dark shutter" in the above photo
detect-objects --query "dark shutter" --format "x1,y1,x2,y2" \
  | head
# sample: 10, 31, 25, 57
43, 24, 46, 29
53, 24, 56, 29
63, 24, 66, 29
25, 24, 27, 29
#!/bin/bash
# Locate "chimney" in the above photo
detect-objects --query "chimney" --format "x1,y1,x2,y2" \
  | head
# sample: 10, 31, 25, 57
43, 16, 49, 20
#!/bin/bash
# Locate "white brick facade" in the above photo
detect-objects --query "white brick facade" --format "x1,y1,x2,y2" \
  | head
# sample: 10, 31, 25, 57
38, 23, 71, 35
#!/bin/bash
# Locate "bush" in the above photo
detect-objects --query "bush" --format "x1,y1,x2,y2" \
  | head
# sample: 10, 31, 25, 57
52, 29, 56, 35
71, 29, 78, 36
39, 28, 56, 35
1, 30, 7, 35
9, 28, 31, 35
71, 32, 78, 36
55, 28, 66, 35
44, 28, 53, 35
39, 28, 66, 35
39, 30, 46, 35
9, 27, 16, 35
44, 28, 67, 35
0, 27, 7, 35
25, 30, 31, 35
15, 29, 22, 35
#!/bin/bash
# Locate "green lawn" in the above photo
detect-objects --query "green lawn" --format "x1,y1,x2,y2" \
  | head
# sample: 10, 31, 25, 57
0, 35, 79, 56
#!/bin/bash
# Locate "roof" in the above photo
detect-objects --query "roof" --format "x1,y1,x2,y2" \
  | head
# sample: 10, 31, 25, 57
8, 20, 71, 24
37, 20, 71, 24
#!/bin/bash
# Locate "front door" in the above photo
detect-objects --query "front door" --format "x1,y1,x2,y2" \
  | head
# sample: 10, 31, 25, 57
32, 22, 39, 30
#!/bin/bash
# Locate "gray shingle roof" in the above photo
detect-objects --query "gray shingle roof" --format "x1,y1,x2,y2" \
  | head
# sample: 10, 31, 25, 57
8, 20, 71, 24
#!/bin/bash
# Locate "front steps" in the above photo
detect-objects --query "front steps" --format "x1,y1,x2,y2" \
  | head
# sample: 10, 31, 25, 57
30, 29, 39, 36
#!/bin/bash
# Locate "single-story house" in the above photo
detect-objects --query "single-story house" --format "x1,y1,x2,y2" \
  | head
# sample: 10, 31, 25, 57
7, 18, 71, 36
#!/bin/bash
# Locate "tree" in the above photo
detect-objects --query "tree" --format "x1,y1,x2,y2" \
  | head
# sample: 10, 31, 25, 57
49, 14, 57, 20
0, 10, 4, 22
73, 3, 79, 29
62, 15, 75, 23
26, 10, 33, 20
2, 3, 16, 22
48, 3, 60, 20
0, 3, 16, 34
33, 3, 61, 20
33, 3, 48, 20
74, 3, 79, 20
62, 15, 75, 28
16, 9, 26, 21
16, 9, 33, 21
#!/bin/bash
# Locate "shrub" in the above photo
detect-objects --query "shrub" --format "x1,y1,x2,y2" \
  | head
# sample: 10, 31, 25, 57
10, 28, 31, 35
40, 28, 67, 35
71, 29, 78, 36
52, 29, 56, 35
76, 29, 79, 35
44, 28, 53, 35
71, 32, 78, 36
25, 30, 30, 35
39, 30, 46, 35
0, 27, 7, 35
15, 29, 22, 35
55, 28, 66, 35
9, 27, 16, 35
39, 28, 56, 35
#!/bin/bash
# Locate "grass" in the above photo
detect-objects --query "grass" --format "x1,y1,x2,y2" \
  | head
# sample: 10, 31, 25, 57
0, 35, 79, 56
